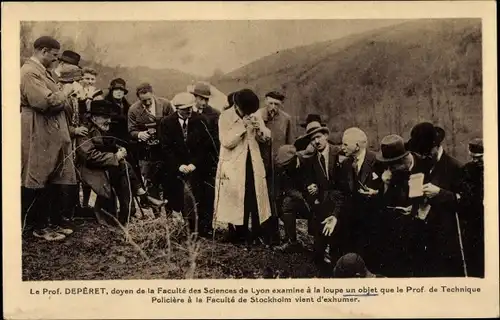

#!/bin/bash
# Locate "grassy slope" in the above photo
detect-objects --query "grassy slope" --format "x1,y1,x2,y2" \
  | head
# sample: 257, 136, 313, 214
213, 19, 482, 161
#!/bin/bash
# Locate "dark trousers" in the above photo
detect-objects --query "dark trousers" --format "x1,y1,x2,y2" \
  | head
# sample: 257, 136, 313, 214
139, 159, 163, 199
95, 161, 140, 225
280, 191, 309, 242
22, 184, 77, 231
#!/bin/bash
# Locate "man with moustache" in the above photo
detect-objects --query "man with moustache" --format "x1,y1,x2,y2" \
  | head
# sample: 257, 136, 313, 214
75, 100, 165, 226
21, 36, 77, 241
128, 83, 174, 215
296, 121, 344, 275
405, 122, 465, 277
338, 127, 384, 272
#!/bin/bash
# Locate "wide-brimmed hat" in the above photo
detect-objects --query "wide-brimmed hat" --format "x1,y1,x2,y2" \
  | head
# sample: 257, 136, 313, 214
190, 82, 211, 99
377, 134, 409, 163
300, 114, 326, 128
469, 137, 483, 155
294, 121, 330, 149
172, 92, 196, 110
406, 122, 446, 156
59, 64, 83, 83
89, 100, 116, 117
276, 145, 298, 168
59, 50, 81, 66
234, 89, 260, 115
109, 78, 129, 94
333, 253, 374, 278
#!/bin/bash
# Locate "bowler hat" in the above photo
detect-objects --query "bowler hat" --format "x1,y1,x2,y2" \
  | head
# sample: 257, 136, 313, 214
59, 64, 83, 83
300, 114, 325, 128
89, 100, 115, 117
377, 134, 409, 163
406, 122, 446, 155
59, 50, 81, 66
190, 82, 211, 99
469, 138, 483, 155
234, 89, 260, 115
109, 78, 128, 94
171, 92, 196, 109
333, 253, 374, 278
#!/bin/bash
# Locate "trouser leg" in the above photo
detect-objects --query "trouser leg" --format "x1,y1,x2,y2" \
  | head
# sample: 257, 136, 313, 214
82, 183, 92, 207
22, 187, 49, 231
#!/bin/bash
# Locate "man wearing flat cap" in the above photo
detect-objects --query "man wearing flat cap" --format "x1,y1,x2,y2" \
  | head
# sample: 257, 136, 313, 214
75, 100, 166, 226
159, 92, 214, 236
214, 89, 272, 245
189, 82, 221, 227
21, 36, 78, 241
128, 83, 174, 214
458, 138, 484, 277
405, 122, 465, 277
295, 120, 345, 274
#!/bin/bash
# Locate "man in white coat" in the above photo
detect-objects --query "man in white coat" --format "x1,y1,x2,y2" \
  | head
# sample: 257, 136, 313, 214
214, 89, 272, 245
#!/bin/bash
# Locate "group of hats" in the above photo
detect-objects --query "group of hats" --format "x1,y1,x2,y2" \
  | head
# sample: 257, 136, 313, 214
171, 82, 212, 110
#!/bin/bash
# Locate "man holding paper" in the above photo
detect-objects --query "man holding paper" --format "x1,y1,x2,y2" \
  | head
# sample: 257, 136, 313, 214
406, 122, 465, 277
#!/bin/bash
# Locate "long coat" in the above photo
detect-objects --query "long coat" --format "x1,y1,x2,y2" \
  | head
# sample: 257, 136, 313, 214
214, 107, 272, 226
21, 58, 76, 188
75, 123, 120, 199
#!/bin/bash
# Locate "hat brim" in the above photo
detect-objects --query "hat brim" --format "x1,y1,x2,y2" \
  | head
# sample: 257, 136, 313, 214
300, 122, 326, 128
376, 150, 410, 163
191, 91, 210, 99
111, 86, 129, 94
175, 103, 195, 110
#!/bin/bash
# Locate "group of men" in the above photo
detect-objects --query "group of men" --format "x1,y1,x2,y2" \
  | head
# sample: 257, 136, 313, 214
21, 35, 484, 278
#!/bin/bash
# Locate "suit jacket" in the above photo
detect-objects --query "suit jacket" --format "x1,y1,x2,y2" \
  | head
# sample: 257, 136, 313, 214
303, 144, 344, 219
128, 96, 174, 140
198, 105, 221, 170
159, 113, 212, 178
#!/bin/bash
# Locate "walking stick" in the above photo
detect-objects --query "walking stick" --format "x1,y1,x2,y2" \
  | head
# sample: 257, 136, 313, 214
455, 212, 468, 277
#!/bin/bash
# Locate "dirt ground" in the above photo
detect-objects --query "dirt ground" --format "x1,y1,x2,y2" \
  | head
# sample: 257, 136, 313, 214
22, 208, 321, 280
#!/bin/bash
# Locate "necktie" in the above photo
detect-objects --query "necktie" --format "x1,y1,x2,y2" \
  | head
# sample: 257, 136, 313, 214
181, 119, 187, 141
319, 153, 328, 180
352, 157, 359, 181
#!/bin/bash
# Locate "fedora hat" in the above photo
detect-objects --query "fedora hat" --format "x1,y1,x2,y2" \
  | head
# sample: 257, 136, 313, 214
275, 145, 298, 168
190, 82, 211, 99
300, 114, 326, 128
59, 50, 81, 66
171, 92, 196, 109
294, 121, 330, 151
406, 122, 446, 155
377, 134, 409, 163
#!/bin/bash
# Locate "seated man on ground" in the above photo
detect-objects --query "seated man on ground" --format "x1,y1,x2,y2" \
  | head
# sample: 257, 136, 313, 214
75, 100, 166, 226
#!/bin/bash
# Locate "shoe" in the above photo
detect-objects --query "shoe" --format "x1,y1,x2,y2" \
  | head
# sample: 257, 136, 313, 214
33, 228, 66, 241
51, 225, 74, 236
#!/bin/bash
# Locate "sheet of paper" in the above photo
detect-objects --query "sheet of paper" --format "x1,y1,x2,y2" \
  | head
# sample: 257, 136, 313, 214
408, 173, 425, 198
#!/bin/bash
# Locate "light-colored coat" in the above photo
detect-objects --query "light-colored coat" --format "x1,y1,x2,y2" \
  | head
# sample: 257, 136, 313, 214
213, 107, 272, 226
21, 58, 76, 188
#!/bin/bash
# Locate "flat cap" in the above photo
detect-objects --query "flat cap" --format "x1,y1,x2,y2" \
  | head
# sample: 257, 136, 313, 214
33, 36, 61, 50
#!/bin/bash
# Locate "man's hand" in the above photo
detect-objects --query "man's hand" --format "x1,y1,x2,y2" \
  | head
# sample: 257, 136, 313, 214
138, 131, 151, 142
179, 165, 190, 174
74, 126, 88, 137
307, 184, 318, 196
249, 114, 260, 130
47, 91, 67, 107
115, 148, 127, 161
321, 216, 338, 236
187, 164, 196, 173
358, 187, 379, 197
423, 183, 441, 198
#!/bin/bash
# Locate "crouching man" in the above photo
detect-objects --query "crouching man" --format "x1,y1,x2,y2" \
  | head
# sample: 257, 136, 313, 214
75, 100, 166, 226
